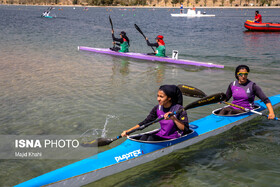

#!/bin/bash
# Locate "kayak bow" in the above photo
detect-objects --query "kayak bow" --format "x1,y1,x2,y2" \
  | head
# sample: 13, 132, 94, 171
78, 46, 224, 68
16, 94, 280, 187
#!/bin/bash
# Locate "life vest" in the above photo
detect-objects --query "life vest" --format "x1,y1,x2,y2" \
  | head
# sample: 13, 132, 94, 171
230, 80, 255, 110
155, 104, 183, 139
119, 38, 129, 53
156, 44, 166, 57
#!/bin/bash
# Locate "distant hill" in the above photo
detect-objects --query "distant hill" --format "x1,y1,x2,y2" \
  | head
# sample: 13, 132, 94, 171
2, 0, 280, 7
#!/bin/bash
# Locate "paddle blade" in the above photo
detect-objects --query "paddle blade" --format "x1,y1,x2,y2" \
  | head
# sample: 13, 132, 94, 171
177, 84, 207, 98
81, 137, 114, 147
109, 15, 113, 30
184, 93, 226, 110
134, 24, 145, 38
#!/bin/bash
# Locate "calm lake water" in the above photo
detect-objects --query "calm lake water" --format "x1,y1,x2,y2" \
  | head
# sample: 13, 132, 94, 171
0, 5, 280, 187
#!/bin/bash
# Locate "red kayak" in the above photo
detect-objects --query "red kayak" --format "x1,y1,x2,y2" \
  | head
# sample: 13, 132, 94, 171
244, 20, 280, 32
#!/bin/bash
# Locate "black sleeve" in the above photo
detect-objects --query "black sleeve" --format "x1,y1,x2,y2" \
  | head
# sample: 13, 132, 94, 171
176, 106, 189, 130
138, 106, 158, 126
253, 83, 271, 104
225, 83, 232, 101
112, 34, 123, 43
146, 40, 159, 47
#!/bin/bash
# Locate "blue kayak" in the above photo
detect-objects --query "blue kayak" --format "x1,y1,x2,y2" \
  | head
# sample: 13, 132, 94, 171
16, 94, 280, 187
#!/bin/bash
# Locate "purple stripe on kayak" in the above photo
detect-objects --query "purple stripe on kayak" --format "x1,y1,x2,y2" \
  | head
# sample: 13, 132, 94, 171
78, 46, 224, 68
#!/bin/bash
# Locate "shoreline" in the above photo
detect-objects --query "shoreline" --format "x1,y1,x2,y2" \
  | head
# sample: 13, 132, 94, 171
1, 4, 280, 9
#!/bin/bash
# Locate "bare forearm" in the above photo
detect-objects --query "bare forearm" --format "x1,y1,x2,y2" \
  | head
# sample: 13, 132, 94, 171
127, 124, 140, 132
121, 124, 140, 137
266, 102, 275, 119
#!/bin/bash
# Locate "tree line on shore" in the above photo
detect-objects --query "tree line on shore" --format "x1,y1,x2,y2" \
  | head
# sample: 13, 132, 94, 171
2, 0, 279, 7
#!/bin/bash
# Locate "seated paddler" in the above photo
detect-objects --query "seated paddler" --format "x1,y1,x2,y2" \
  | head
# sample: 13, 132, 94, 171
146, 35, 166, 57
110, 30, 130, 53
218, 65, 275, 119
121, 85, 189, 141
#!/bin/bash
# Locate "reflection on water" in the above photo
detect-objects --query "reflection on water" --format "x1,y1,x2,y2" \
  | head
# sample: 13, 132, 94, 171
155, 64, 165, 84
243, 31, 280, 62
111, 57, 130, 77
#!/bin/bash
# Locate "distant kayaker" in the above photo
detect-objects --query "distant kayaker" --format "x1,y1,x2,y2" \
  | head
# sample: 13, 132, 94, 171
42, 11, 47, 17
146, 35, 166, 57
253, 10, 262, 23
180, 4, 184, 14
110, 30, 130, 53
42, 10, 50, 17
121, 85, 189, 141
219, 65, 275, 119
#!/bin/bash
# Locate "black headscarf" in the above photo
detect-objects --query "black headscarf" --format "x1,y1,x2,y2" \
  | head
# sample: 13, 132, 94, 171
235, 65, 250, 80
120, 31, 130, 46
159, 85, 183, 106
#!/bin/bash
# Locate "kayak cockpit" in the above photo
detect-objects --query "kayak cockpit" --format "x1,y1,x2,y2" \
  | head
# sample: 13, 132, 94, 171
128, 128, 195, 143
212, 105, 261, 116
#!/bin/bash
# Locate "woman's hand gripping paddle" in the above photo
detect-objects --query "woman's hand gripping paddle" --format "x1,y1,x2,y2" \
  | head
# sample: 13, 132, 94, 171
223, 101, 279, 121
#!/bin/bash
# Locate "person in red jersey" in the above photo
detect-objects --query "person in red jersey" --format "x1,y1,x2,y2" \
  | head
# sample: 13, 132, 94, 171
254, 10, 262, 23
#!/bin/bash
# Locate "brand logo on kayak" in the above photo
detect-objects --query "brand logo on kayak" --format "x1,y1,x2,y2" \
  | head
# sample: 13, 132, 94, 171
198, 96, 215, 104
115, 149, 142, 163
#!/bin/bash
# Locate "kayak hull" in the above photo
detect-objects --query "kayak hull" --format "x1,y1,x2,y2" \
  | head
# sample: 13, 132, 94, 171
171, 9, 215, 17
78, 46, 224, 68
16, 94, 280, 187
244, 20, 280, 31
42, 16, 53, 18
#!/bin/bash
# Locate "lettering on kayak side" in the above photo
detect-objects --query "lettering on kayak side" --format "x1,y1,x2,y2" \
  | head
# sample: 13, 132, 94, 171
115, 149, 142, 163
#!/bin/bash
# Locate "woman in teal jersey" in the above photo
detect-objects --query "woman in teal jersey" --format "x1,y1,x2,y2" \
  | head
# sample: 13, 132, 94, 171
110, 30, 130, 53
146, 35, 166, 57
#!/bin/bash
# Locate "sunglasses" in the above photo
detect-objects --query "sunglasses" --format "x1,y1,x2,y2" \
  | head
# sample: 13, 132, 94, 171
237, 72, 249, 76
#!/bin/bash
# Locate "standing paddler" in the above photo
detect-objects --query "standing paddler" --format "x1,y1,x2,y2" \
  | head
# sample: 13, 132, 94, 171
145, 35, 166, 57
180, 4, 184, 14
218, 65, 275, 119
121, 85, 189, 141
110, 30, 130, 53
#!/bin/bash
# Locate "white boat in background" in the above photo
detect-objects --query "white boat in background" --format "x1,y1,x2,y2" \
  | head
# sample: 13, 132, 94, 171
171, 9, 215, 17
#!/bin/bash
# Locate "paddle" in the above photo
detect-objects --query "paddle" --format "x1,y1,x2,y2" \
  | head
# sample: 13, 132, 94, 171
134, 24, 155, 53
109, 15, 115, 48
223, 101, 279, 121
82, 92, 226, 147
177, 84, 207, 98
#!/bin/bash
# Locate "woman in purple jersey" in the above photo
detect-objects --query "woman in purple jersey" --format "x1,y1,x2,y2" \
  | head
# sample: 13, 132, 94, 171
121, 85, 189, 141
219, 65, 275, 119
